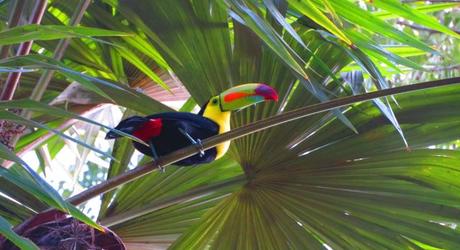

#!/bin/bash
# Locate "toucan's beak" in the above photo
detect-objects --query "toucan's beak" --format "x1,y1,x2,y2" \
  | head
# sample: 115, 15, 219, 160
219, 83, 278, 111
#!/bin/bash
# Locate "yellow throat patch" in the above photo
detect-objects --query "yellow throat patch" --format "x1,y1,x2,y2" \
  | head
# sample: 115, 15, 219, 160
202, 98, 231, 159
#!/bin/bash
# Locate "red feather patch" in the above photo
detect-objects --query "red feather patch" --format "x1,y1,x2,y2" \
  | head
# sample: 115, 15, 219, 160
133, 118, 163, 141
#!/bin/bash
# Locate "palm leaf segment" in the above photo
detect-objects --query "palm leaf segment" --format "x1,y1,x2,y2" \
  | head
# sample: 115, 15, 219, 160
94, 1, 460, 249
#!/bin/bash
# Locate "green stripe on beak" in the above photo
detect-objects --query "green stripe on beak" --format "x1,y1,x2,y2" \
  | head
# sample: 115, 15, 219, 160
219, 83, 278, 111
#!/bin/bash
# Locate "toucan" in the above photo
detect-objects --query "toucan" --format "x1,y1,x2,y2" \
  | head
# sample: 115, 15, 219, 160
105, 83, 278, 168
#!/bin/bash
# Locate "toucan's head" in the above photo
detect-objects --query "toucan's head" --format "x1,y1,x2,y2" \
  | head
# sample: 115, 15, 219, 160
199, 83, 278, 159
199, 83, 278, 116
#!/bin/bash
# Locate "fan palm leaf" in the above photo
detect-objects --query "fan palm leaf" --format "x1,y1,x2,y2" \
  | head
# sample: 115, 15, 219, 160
1, 0, 459, 249
84, 0, 460, 248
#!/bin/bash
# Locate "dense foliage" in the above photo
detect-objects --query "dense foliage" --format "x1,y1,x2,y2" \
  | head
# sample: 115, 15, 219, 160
0, 0, 459, 249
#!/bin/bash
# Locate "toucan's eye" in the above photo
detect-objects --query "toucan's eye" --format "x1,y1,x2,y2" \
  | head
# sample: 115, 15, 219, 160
212, 98, 218, 105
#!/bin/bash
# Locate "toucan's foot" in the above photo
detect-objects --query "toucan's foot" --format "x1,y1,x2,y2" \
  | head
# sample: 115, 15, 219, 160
157, 163, 165, 173
178, 128, 205, 157
196, 139, 205, 157
148, 141, 163, 172
152, 158, 164, 173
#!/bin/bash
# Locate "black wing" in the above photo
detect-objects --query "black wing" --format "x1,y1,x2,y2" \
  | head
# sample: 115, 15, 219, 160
135, 112, 219, 166
146, 112, 218, 134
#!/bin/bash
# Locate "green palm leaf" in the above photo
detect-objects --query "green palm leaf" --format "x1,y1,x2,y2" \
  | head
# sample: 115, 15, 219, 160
171, 83, 460, 249
0, 24, 128, 46
1, 0, 459, 249
86, 1, 460, 248
0, 216, 38, 250
370, 0, 460, 39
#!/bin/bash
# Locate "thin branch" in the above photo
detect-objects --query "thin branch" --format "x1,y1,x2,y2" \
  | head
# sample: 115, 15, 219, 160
68, 77, 460, 205
100, 176, 245, 226
28, 0, 92, 103
0, 0, 48, 101
0, 0, 26, 59
14, 0, 93, 149
3, 0, 92, 158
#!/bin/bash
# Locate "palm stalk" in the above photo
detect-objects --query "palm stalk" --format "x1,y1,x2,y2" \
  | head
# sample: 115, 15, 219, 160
5, 0, 94, 159
0, 0, 26, 59
0, 0, 47, 157
28, 0, 92, 103
68, 77, 460, 205
0, 0, 47, 100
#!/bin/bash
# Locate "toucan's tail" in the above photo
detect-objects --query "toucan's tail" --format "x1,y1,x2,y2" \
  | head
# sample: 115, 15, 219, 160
105, 116, 148, 139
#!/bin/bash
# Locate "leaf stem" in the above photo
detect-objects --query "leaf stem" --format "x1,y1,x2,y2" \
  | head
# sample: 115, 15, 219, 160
7, 0, 93, 160
0, 0, 26, 59
68, 77, 460, 205
0, 0, 48, 101
28, 0, 92, 103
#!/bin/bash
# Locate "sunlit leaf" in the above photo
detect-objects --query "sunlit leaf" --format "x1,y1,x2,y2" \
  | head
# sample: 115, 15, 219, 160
0, 24, 129, 45
321, 0, 436, 53
2, 1, 457, 249
0, 159, 102, 231
287, 0, 352, 45
369, 0, 460, 40
374, 3, 459, 20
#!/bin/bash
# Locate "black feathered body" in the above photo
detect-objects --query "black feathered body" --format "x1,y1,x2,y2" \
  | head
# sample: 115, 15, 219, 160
107, 112, 219, 166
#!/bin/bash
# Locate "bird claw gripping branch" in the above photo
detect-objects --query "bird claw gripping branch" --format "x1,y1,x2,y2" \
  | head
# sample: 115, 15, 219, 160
196, 138, 205, 157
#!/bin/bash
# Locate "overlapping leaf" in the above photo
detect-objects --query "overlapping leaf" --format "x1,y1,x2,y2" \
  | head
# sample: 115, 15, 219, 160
369, 0, 460, 39
0, 24, 129, 46
0, 216, 38, 250
0, 155, 102, 231
172, 82, 460, 249
1, 0, 457, 249
104, 1, 460, 248
374, 3, 459, 20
